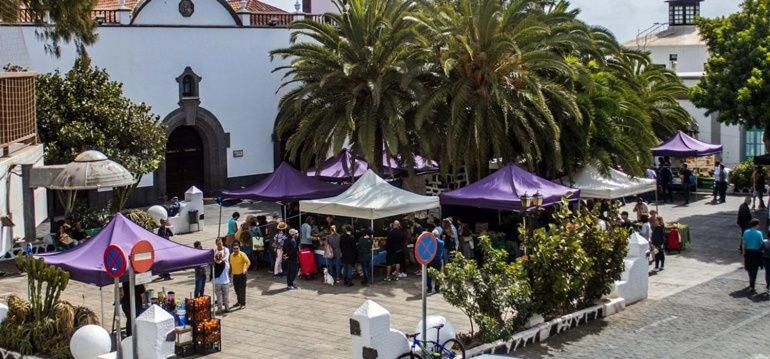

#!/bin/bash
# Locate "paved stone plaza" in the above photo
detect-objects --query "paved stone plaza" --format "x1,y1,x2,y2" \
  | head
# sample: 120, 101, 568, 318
0, 194, 765, 358
516, 194, 770, 358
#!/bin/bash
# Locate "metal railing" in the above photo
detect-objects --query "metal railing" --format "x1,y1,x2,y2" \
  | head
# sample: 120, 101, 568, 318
249, 12, 334, 27
5, 9, 119, 24
0, 72, 37, 150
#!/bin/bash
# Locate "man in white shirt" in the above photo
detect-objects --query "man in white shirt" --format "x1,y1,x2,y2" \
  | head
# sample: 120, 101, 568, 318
713, 161, 722, 203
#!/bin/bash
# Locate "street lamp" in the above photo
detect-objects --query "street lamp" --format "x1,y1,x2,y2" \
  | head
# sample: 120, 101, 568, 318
533, 192, 544, 207
520, 193, 532, 209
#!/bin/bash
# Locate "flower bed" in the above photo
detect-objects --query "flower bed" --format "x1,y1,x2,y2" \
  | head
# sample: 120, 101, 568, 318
465, 298, 626, 357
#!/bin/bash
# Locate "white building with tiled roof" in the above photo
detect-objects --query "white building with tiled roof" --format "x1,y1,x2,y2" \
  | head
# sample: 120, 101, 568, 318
623, 0, 745, 167
0, 0, 333, 206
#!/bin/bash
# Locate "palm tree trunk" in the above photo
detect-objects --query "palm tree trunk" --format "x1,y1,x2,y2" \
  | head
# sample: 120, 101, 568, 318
374, 126, 384, 173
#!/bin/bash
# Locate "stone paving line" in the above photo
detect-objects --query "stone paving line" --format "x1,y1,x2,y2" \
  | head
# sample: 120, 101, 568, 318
0, 195, 751, 358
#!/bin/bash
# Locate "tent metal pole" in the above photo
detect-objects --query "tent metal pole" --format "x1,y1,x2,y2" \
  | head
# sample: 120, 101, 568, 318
371, 218, 374, 283
210, 263, 215, 320
216, 204, 223, 240
655, 189, 659, 213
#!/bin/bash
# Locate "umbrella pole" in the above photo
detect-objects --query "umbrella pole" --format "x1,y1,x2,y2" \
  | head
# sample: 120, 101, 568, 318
100, 287, 105, 329
655, 189, 659, 213
498, 210, 501, 226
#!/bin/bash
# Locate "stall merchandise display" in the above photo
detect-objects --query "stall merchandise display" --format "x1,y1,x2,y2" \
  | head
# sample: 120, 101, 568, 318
194, 319, 222, 354
185, 296, 220, 354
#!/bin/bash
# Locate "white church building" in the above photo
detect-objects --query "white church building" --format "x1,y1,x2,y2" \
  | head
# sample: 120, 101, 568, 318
0, 0, 336, 205
623, 0, 747, 167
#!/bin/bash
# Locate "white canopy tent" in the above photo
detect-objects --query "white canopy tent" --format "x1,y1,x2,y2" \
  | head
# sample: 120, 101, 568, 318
299, 169, 440, 220
566, 165, 657, 199
300, 170, 439, 281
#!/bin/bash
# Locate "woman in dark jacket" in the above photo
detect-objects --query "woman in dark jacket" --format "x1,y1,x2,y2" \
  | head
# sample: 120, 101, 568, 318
651, 216, 666, 271
339, 224, 357, 287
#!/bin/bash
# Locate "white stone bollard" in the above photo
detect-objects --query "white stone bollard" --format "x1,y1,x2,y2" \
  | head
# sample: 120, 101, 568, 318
135, 304, 175, 359
147, 205, 168, 226
168, 186, 205, 234
614, 232, 650, 304
350, 300, 410, 359
69, 324, 112, 359
415, 315, 455, 346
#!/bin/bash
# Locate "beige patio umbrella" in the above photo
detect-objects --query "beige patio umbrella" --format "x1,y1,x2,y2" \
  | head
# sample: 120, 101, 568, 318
48, 150, 136, 214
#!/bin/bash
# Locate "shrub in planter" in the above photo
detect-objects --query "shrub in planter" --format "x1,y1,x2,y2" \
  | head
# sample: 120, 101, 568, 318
431, 237, 531, 342
522, 226, 590, 317
577, 202, 629, 306
522, 200, 592, 317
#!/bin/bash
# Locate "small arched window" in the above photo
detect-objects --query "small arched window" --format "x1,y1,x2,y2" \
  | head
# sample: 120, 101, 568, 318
176, 67, 201, 100
182, 75, 195, 97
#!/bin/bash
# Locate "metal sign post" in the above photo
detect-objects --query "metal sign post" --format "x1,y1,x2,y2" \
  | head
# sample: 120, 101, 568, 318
113, 278, 122, 359
128, 240, 155, 358
128, 263, 137, 357
414, 232, 437, 348
103, 244, 127, 359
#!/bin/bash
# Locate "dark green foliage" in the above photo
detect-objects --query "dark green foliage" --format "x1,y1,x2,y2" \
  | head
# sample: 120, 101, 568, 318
692, 0, 770, 152
0, 0, 98, 56
36, 54, 166, 211
431, 237, 532, 342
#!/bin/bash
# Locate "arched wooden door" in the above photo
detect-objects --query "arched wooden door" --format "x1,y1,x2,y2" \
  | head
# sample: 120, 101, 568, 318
165, 126, 204, 198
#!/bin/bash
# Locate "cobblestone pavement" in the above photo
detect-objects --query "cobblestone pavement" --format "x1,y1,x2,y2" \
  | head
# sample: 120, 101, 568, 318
0, 201, 470, 359
515, 194, 770, 358
0, 194, 760, 358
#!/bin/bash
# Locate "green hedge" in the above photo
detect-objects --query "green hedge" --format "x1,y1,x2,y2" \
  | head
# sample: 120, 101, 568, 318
433, 198, 629, 342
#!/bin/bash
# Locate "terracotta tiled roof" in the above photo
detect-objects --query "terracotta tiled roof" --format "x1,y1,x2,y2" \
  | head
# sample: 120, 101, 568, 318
227, 0, 285, 12
93, 0, 140, 10
94, 0, 286, 13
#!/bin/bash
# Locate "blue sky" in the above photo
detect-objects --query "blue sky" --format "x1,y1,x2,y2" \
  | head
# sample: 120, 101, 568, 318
261, 0, 741, 42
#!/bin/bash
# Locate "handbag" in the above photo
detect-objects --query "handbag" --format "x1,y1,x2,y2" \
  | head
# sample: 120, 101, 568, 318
252, 236, 265, 252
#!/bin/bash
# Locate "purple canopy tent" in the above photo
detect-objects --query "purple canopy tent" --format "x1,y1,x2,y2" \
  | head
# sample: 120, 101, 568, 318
307, 149, 372, 181
651, 130, 723, 157
308, 149, 438, 181
37, 213, 213, 287
222, 162, 345, 201
439, 164, 579, 212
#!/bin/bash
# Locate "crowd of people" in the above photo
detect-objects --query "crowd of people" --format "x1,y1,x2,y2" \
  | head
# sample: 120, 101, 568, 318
192, 211, 480, 312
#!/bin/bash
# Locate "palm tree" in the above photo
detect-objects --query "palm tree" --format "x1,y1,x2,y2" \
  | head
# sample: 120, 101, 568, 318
271, 0, 432, 172
410, 0, 588, 179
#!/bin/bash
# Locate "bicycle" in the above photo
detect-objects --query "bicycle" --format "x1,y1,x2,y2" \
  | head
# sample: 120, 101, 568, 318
398, 323, 466, 358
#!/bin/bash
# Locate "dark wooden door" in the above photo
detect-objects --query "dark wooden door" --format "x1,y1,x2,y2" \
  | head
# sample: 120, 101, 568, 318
166, 126, 204, 199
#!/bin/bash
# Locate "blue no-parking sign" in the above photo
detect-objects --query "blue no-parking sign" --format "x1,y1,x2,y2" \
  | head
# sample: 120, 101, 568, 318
103, 244, 127, 279
414, 232, 438, 266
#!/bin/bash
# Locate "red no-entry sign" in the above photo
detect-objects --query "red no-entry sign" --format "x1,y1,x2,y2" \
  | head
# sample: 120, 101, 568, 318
130, 240, 155, 273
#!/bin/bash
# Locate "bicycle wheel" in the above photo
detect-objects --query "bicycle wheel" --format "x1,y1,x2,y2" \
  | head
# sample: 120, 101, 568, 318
397, 352, 420, 359
440, 338, 466, 359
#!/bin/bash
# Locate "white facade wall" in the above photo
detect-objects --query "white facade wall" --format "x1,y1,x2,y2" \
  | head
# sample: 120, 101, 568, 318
2, 17, 293, 189
133, 0, 238, 26
643, 37, 743, 167
0, 145, 48, 241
